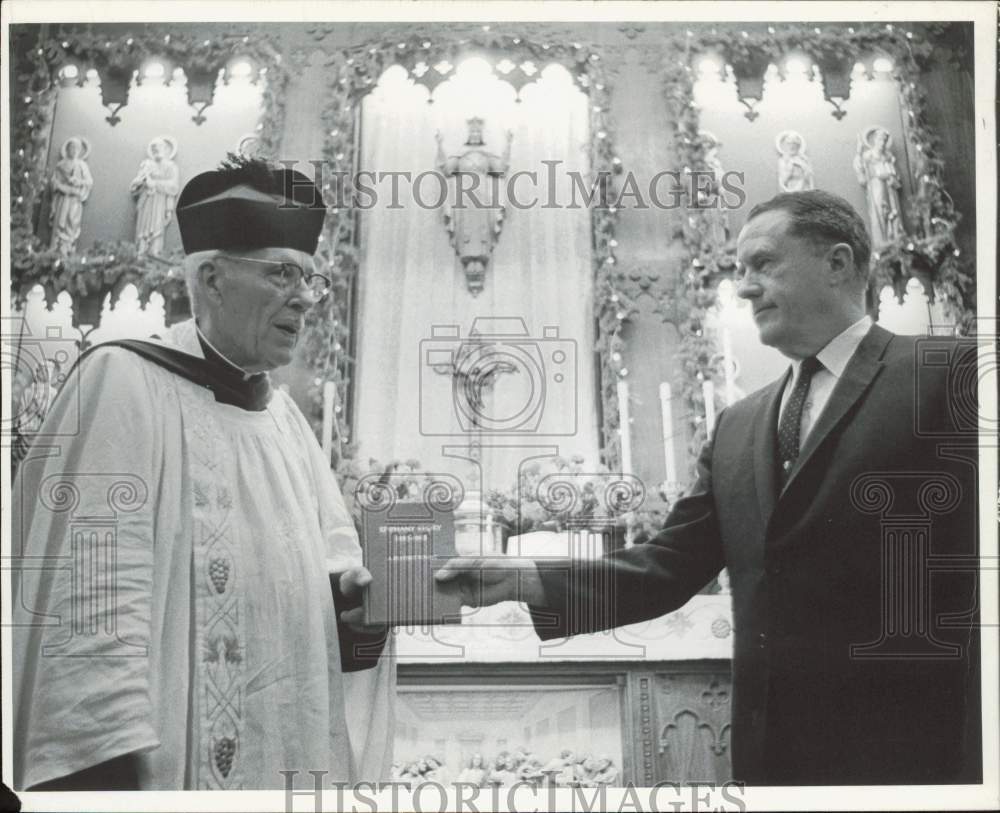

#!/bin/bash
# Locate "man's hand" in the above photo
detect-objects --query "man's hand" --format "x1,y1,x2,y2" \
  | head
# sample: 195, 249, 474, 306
330, 566, 388, 672
434, 556, 546, 607
336, 565, 380, 632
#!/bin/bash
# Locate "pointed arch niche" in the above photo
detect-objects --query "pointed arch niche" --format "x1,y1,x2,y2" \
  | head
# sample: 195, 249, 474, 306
352, 55, 600, 492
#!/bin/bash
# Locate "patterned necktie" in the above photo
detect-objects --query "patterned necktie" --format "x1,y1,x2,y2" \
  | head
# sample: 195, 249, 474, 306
777, 356, 822, 485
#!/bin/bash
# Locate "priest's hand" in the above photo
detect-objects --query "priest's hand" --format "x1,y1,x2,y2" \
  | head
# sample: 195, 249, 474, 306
434, 556, 546, 607
334, 566, 383, 632
331, 566, 389, 672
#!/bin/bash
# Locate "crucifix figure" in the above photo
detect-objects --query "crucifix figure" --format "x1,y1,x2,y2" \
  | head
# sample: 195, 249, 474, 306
436, 118, 512, 296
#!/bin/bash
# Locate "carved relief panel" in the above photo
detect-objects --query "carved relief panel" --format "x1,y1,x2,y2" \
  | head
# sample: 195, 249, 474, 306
628, 667, 733, 784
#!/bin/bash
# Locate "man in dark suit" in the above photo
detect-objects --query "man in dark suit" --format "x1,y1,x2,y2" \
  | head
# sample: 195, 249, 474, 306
437, 190, 980, 785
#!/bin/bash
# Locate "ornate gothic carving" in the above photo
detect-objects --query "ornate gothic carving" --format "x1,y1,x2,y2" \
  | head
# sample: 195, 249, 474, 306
654, 672, 732, 783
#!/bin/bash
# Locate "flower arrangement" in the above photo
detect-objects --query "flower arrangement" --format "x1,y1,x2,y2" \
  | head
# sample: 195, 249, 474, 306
335, 455, 438, 526
335, 455, 471, 542
484, 455, 649, 537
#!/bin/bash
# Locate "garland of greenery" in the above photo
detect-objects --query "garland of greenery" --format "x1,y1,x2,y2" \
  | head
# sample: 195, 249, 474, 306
312, 31, 622, 466
657, 22, 974, 467
11, 241, 188, 312
9, 27, 289, 311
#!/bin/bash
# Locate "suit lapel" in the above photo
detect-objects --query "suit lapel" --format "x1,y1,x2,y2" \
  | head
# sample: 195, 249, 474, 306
781, 324, 893, 495
753, 372, 788, 528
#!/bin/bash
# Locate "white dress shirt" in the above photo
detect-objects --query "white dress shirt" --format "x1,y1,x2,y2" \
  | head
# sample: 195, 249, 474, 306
778, 315, 874, 450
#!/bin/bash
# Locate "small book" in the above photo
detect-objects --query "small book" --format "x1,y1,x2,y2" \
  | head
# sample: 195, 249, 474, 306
361, 499, 463, 626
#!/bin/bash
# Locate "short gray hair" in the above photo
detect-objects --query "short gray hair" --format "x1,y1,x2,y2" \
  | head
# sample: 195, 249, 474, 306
746, 189, 872, 278
182, 249, 220, 315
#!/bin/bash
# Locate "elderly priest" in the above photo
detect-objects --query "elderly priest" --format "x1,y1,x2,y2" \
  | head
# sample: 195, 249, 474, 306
12, 156, 393, 791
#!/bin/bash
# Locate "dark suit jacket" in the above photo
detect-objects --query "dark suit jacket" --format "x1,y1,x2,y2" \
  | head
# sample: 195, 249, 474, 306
531, 325, 980, 785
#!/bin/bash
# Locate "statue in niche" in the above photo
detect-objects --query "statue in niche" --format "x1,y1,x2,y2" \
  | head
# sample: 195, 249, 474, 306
696, 130, 730, 247
48, 136, 94, 255
775, 130, 815, 193
436, 117, 512, 296
130, 135, 180, 256
853, 126, 904, 248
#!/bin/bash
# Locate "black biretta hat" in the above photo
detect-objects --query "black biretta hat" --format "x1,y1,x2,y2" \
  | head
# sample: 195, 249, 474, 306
176, 154, 326, 254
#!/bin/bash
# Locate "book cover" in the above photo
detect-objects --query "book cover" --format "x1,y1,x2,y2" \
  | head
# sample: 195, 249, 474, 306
361, 499, 463, 626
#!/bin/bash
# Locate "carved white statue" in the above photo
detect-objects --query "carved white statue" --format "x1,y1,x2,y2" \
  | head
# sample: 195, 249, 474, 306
697, 130, 730, 246
775, 130, 815, 192
436, 117, 511, 296
48, 136, 94, 255
853, 126, 904, 248
130, 135, 180, 256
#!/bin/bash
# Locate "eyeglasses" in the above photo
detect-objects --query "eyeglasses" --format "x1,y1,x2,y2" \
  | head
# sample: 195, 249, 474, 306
222, 255, 331, 300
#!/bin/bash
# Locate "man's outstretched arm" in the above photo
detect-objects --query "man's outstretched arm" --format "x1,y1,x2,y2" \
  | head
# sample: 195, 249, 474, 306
435, 433, 725, 639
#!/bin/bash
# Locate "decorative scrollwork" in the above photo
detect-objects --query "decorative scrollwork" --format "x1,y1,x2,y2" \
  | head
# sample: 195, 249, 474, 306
107, 476, 149, 513
423, 476, 465, 512
602, 476, 646, 515
853, 471, 963, 518
353, 477, 398, 513
39, 476, 81, 514
850, 475, 895, 515
659, 709, 732, 759
354, 472, 464, 513
535, 474, 581, 515
700, 677, 730, 711
917, 473, 962, 516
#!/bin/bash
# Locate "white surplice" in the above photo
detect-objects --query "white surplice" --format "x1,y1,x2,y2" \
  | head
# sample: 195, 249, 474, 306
12, 319, 394, 790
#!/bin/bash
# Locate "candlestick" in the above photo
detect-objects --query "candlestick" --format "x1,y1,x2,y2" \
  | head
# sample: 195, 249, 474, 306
703, 380, 716, 435
616, 379, 632, 474
722, 327, 736, 405
658, 382, 678, 485
322, 381, 336, 465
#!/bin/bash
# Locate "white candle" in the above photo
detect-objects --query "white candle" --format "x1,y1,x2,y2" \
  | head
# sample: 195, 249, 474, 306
722, 327, 737, 406
658, 382, 678, 485
322, 381, 336, 464
703, 380, 716, 435
616, 379, 632, 474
